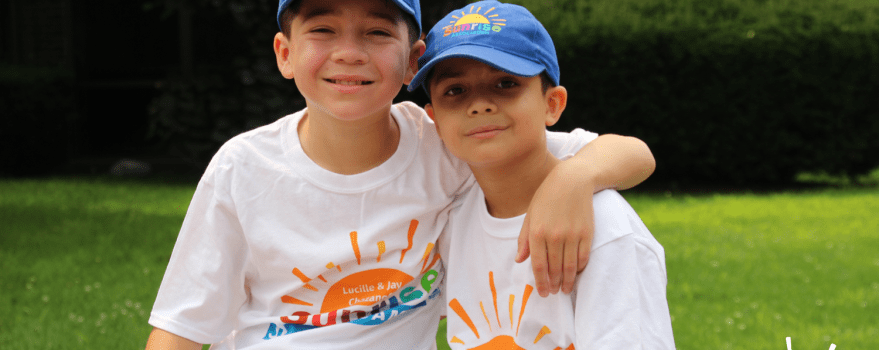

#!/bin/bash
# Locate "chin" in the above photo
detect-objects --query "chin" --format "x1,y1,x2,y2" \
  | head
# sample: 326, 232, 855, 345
465, 155, 508, 169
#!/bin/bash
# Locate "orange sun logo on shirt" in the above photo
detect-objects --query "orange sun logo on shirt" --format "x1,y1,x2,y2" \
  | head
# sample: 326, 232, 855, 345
281, 220, 440, 314
448, 272, 574, 350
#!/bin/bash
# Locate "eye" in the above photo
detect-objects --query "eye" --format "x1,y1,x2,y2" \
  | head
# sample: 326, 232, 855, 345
369, 29, 393, 37
310, 27, 334, 34
444, 86, 466, 96
496, 79, 518, 89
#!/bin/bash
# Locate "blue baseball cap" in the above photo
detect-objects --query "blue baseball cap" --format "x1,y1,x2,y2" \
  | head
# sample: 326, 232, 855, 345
277, 0, 421, 36
407, 1, 559, 93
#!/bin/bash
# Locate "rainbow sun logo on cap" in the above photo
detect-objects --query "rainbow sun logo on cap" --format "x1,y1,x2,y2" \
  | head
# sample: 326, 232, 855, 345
442, 5, 507, 37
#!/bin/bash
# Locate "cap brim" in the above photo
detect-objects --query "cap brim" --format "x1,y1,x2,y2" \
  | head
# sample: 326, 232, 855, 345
408, 44, 546, 92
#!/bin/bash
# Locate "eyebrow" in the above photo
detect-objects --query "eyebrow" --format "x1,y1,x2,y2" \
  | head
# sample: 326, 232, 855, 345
431, 65, 507, 88
430, 69, 466, 89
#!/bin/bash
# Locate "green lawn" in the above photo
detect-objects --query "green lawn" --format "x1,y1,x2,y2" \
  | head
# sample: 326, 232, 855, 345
1, 178, 877, 349
626, 189, 879, 350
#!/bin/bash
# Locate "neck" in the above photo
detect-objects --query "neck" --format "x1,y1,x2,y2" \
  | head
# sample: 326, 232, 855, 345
471, 148, 561, 219
298, 105, 399, 175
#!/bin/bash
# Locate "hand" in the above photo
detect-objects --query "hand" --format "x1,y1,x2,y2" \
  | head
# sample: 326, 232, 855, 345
517, 159, 596, 297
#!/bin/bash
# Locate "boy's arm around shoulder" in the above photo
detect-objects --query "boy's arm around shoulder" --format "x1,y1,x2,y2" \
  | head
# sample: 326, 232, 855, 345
146, 328, 202, 350
518, 133, 655, 297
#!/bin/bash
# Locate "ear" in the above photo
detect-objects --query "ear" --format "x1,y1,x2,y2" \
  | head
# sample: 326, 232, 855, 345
544, 85, 567, 127
425, 103, 442, 137
274, 32, 295, 79
403, 40, 426, 84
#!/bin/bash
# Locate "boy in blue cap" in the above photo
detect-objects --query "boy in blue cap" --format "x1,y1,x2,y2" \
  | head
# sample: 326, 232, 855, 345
409, 1, 675, 348
145, 0, 656, 348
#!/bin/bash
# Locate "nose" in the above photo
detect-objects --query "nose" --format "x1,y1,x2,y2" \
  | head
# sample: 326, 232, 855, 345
468, 97, 497, 116
331, 34, 369, 64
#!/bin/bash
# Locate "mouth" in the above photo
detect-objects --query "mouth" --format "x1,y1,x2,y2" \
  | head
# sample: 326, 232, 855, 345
466, 125, 508, 137
325, 78, 374, 86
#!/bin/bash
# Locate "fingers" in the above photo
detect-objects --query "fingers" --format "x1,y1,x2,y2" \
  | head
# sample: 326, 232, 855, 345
539, 230, 592, 296
516, 239, 531, 263
545, 232, 564, 295
577, 238, 591, 272
516, 217, 531, 263
561, 236, 579, 294
529, 235, 550, 297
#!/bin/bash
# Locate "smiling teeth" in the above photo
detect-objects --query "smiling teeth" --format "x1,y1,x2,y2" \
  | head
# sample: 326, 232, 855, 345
329, 79, 371, 85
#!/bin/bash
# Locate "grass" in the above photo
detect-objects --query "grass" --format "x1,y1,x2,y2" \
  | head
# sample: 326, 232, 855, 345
626, 189, 879, 349
0, 178, 195, 349
1, 177, 877, 349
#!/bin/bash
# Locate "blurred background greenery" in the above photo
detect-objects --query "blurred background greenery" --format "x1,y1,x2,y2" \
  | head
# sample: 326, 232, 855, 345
514, 0, 879, 187
2, 0, 877, 187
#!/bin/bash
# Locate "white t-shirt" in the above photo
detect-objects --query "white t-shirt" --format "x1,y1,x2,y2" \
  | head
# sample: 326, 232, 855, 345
149, 102, 595, 349
439, 185, 675, 349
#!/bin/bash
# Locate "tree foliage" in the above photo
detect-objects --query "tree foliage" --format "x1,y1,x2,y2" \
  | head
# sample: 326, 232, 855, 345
510, 0, 879, 185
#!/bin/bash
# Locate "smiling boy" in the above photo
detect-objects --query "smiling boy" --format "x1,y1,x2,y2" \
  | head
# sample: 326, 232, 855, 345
145, 0, 657, 349
410, 1, 675, 348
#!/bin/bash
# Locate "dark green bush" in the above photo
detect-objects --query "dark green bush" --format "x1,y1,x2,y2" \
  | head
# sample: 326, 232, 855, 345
147, 60, 304, 165
144, 0, 304, 165
554, 30, 879, 185
0, 66, 75, 176
512, 0, 879, 185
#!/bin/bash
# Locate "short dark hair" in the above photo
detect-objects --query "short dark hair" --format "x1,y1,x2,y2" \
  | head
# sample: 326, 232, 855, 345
279, 0, 419, 44
538, 72, 554, 93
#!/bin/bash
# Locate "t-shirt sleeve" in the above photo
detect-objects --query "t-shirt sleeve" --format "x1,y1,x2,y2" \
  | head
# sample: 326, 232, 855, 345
149, 147, 250, 344
572, 191, 675, 349
546, 128, 599, 158
572, 233, 642, 348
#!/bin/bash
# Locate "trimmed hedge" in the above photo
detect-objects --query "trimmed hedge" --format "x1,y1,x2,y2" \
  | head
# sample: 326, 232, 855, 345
0, 66, 75, 176
511, 0, 879, 185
